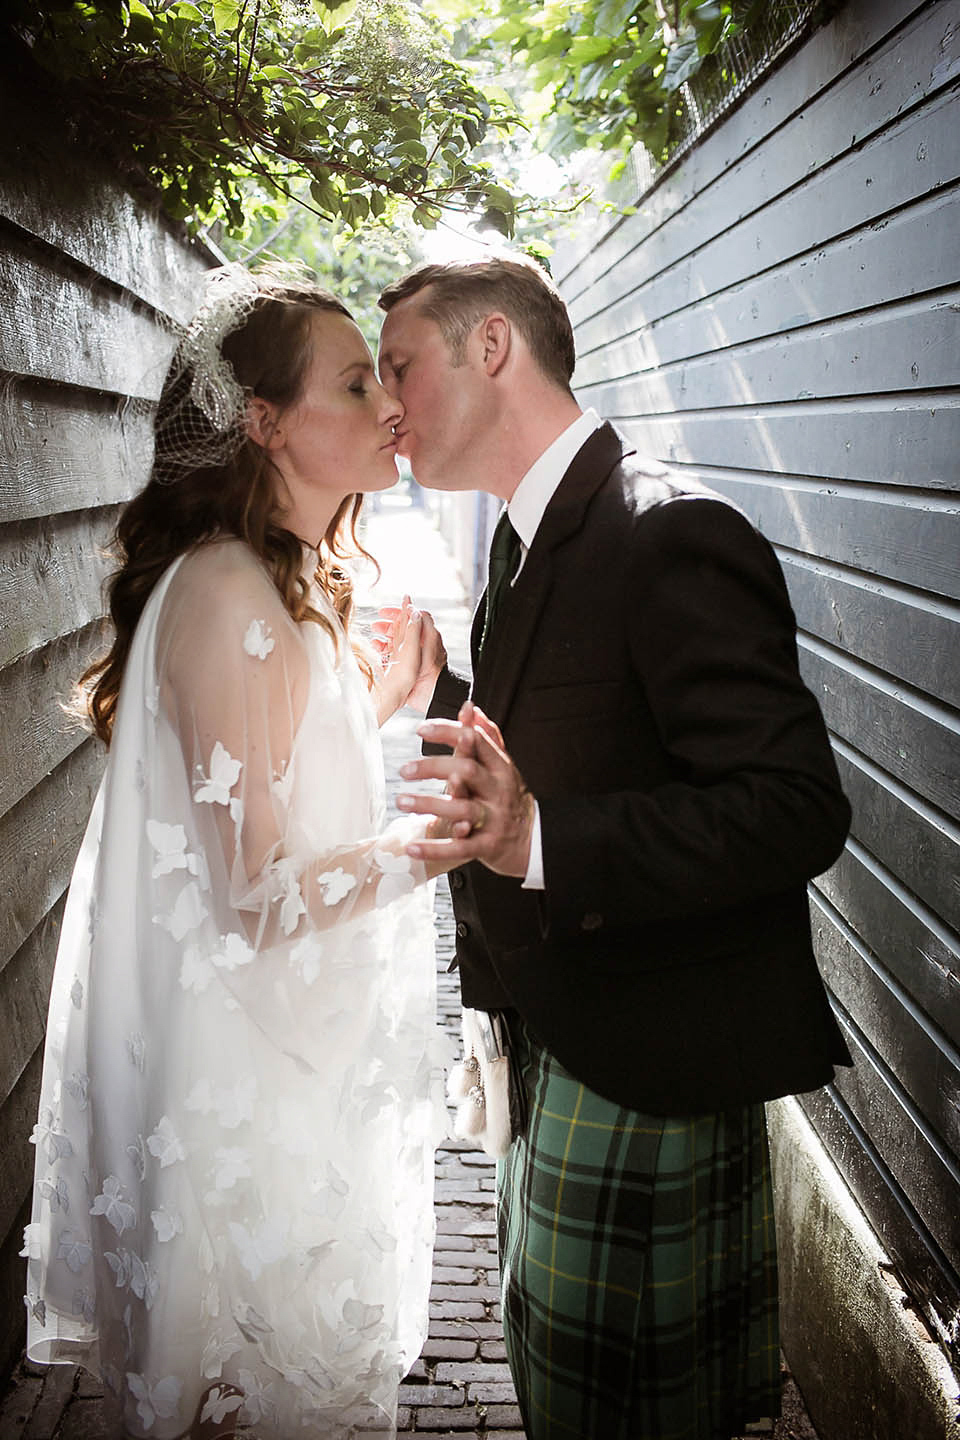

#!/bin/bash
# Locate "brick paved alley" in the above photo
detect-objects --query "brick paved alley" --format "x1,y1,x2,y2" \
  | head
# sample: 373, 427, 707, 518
370, 503, 526, 1438
0, 500, 818, 1439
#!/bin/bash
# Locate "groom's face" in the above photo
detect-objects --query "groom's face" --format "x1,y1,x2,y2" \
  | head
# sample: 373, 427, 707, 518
378, 290, 489, 491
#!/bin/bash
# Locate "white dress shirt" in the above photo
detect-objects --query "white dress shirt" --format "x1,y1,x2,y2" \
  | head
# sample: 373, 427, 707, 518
493, 409, 602, 889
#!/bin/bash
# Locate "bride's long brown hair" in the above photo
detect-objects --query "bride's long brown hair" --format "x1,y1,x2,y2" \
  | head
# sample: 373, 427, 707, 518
82, 274, 379, 746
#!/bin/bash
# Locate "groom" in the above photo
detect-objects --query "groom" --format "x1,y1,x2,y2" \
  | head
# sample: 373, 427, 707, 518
378, 256, 851, 1440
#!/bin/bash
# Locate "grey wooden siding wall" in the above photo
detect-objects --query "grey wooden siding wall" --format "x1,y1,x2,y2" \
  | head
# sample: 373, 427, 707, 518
0, 93, 208, 1377
558, 0, 960, 1371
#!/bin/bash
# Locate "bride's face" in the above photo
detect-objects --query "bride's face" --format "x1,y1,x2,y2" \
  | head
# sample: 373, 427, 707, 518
263, 310, 404, 502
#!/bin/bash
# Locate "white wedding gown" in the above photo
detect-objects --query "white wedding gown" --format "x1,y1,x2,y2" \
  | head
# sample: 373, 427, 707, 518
24, 540, 449, 1437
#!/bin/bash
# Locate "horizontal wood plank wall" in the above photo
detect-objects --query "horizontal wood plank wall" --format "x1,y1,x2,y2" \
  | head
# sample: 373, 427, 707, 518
558, 0, 960, 1372
0, 89, 209, 1379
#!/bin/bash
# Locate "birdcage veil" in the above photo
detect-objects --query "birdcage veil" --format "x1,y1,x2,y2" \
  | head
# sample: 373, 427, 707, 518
152, 263, 266, 484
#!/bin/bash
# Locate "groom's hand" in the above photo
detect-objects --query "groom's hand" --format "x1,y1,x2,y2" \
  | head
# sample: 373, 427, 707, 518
396, 702, 535, 878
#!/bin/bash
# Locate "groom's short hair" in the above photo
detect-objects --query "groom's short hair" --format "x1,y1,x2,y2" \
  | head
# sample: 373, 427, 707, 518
378, 257, 576, 391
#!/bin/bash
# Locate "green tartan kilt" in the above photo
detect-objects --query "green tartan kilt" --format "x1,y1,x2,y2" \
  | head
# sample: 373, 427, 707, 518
497, 1017, 780, 1440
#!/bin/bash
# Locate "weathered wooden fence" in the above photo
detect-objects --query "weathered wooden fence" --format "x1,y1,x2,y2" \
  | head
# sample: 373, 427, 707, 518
558, 0, 960, 1433
0, 86, 208, 1378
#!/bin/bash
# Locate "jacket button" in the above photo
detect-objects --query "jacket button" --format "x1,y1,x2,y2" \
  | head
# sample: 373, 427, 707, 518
450, 870, 465, 891
456, 922, 469, 939
580, 912, 603, 932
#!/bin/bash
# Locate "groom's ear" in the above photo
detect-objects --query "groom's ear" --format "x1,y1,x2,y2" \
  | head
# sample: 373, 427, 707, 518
477, 314, 511, 377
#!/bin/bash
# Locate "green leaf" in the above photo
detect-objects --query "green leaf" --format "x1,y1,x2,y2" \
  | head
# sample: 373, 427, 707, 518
566, 33, 616, 65
462, 115, 486, 146
489, 16, 532, 43
688, 1, 725, 29
412, 203, 441, 228
523, 237, 553, 260
576, 57, 620, 101
483, 182, 515, 214
211, 0, 239, 34
310, 177, 340, 214
662, 36, 701, 92
477, 205, 511, 237
593, 0, 644, 36
125, 10, 157, 42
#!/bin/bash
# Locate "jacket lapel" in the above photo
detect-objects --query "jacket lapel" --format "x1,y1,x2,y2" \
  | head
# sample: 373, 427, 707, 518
473, 423, 631, 724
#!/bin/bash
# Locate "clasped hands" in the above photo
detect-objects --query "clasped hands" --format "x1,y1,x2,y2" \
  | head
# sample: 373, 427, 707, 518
373, 602, 534, 877
396, 701, 535, 880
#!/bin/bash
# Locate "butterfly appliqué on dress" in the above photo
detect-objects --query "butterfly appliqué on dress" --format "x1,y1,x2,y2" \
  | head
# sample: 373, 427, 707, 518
193, 741, 242, 807
150, 1206, 184, 1243
146, 819, 208, 883
56, 1229, 92, 1274
126, 1372, 182, 1430
243, 619, 276, 660
317, 867, 357, 907
146, 1116, 186, 1168
153, 880, 209, 943
31, 1109, 73, 1164
90, 1176, 137, 1236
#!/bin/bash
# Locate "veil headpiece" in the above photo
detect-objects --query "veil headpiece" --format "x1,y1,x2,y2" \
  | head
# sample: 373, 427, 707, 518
153, 263, 262, 483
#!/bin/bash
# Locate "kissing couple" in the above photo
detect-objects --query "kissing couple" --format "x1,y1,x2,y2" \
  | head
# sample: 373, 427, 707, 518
25, 256, 849, 1440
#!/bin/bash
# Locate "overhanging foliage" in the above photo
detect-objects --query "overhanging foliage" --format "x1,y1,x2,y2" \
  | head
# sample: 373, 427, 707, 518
452, 0, 798, 175
3, 0, 520, 237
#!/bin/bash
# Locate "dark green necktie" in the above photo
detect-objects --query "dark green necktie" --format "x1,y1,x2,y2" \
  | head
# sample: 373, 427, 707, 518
481, 509, 522, 654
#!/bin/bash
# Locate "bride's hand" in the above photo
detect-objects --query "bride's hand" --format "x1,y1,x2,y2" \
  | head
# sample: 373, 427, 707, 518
374, 597, 423, 725
373, 597, 447, 718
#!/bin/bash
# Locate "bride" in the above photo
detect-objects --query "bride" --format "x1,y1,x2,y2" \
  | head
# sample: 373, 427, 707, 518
22, 266, 468, 1438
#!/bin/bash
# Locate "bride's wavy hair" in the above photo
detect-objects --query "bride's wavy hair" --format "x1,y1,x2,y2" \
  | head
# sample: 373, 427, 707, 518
81, 270, 380, 746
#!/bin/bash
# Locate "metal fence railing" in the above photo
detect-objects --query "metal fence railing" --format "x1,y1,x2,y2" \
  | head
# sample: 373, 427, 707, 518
630, 1, 822, 194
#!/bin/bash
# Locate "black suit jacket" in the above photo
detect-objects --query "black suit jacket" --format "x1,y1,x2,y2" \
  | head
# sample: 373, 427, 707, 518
429, 424, 852, 1114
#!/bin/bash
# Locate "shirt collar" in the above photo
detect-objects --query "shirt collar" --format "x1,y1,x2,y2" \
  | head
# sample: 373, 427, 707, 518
507, 408, 602, 551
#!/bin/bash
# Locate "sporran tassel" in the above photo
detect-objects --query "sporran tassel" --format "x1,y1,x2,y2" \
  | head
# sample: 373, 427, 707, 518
447, 1052, 480, 1102
455, 1082, 487, 1139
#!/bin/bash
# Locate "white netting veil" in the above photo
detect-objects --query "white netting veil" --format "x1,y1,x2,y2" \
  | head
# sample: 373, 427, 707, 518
153, 264, 263, 483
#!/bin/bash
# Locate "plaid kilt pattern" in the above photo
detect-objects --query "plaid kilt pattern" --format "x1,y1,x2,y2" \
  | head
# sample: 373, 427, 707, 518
497, 1018, 780, 1440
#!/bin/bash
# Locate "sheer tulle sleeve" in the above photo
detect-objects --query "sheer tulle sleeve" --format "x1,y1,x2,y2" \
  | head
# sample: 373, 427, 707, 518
155, 540, 429, 955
